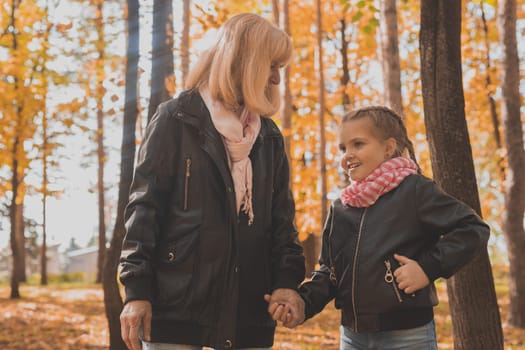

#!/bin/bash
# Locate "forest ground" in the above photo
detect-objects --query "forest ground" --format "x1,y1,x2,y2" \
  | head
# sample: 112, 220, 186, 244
0, 264, 523, 350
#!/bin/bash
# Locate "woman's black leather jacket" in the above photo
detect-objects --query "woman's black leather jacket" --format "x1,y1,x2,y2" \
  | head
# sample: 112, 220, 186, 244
119, 90, 305, 349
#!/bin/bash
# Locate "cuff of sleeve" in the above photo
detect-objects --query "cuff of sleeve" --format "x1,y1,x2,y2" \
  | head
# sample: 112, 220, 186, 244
418, 255, 442, 282
272, 271, 303, 291
123, 278, 152, 304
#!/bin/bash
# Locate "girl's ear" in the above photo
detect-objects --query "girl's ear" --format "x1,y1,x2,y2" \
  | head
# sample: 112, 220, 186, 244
385, 137, 397, 159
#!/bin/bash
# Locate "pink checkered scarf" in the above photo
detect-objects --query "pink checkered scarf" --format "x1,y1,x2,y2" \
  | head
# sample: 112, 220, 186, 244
341, 157, 419, 208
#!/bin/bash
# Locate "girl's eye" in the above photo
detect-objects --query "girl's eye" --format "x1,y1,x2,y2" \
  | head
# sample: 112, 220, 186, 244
354, 141, 363, 147
338, 144, 346, 152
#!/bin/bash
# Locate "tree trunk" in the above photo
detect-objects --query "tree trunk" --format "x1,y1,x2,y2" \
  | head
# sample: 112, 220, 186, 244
497, 0, 525, 328
95, 0, 106, 284
339, 17, 350, 112
102, 0, 139, 348
312, 0, 327, 278
280, 0, 292, 185
10, 135, 21, 299
419, 2, 503, 349
272, 0, 279, 25
181, 0, 190, 87
41, 113, 48, 285
148, 0, 174, 123
16, 196, 26, 282
9, 0, 21, 299
379, 0, 404, 118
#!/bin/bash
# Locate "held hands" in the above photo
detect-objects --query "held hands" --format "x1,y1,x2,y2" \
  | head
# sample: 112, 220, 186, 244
120, 300, 152, 350
393, 254, 430, 294
264, 288, 305, 329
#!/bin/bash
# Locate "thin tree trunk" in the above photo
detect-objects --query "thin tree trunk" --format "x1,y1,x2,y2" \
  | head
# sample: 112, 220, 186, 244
102, 0, 139, 348
316, 0, 327, 225
272, 0, 279, 25
10, 135, 21, 299
16, 196, 26, 282
181, 0, 190, 86
313, 0, 327, 277
497, 0, 525, 328
419, 2, 503, 348
95, 0, 106, 284
148, 0, 174, 123
480, 1, 505, 183
9, 0, 21, 299
280, 0, 292, 184
41, 112, 48, 285
340, 18, 350, 112
379, 0, 404, 118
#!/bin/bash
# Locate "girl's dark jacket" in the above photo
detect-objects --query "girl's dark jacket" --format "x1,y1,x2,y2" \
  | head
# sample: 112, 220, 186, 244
119, 90, 305, 350
299, 174, 490, 333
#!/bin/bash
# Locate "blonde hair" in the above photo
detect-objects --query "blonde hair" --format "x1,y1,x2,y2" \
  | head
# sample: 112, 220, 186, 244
342, 106, 421, 173
185, 13, 293, 116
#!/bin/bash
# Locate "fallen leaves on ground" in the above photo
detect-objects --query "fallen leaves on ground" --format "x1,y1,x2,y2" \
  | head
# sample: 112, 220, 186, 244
1, 273, 524, 349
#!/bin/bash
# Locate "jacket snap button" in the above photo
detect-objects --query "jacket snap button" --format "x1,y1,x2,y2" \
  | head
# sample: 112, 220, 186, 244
227, 187, 233, 192
168, 252, 175, 261
224, 340, 232, 349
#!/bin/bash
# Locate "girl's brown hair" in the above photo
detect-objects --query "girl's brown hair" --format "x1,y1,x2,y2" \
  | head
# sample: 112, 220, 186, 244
342, 106, 421, 173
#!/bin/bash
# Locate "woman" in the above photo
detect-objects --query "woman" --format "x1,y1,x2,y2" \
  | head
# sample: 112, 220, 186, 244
119, 13, 305, 350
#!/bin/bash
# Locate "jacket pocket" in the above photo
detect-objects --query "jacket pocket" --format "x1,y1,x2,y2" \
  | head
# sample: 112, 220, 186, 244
154, 230, 199, 311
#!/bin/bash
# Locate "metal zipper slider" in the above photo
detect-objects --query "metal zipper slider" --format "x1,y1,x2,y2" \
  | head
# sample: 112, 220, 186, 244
184, 158, 191, 210
384, 260, 402, 303
329, 266, 337, 284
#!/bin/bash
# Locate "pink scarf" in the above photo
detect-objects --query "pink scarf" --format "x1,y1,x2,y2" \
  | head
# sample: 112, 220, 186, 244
341, 157, 418, 208
200, 86, 261, 225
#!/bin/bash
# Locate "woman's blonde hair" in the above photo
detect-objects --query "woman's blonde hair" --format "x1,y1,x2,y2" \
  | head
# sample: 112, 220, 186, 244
185, 13, 293, 116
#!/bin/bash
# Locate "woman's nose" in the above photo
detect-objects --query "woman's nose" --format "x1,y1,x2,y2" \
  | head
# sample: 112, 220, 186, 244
269, 67, 280, 85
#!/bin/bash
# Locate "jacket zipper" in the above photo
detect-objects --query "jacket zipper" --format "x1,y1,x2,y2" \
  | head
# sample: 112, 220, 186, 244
184, 157, 191, 210
384, 260, 403, 303
327, 207, 337, 285
351, 208, 367, 332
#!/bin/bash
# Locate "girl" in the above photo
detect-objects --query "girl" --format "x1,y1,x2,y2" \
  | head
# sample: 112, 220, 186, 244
272, 106, 490, 349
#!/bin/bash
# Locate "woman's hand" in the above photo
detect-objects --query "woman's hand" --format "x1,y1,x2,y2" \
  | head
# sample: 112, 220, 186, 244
120, 300, 152, 350
264, 288, 305, 328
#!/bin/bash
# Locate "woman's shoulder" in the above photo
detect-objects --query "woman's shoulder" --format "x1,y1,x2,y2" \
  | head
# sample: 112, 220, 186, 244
260, 116, 283, 138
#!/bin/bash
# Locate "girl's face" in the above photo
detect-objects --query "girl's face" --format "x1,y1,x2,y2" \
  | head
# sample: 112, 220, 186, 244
339, 118, 396, 181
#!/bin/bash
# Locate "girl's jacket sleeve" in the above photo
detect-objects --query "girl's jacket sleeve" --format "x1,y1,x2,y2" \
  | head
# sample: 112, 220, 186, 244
118, 102, 178, 303
415, 176, 490, 282
298, 204, 337, 320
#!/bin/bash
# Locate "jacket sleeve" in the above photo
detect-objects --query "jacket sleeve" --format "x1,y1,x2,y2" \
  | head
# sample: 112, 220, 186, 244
269, 132, 305, 291
415, 176, 490, 282
299, 204, 337, 320
119, 101, 179, 303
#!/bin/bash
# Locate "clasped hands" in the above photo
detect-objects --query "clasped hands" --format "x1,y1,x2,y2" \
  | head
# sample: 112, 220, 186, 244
264, 288, 305, 329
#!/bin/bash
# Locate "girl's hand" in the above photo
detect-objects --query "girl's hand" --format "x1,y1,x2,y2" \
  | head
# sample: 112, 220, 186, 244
393, 254, 430, 294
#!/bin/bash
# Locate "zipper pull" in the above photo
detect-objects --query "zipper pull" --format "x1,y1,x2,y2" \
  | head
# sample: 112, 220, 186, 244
186, 158, 191, 177
384, 260, 394, 283
329, 266, 337, 284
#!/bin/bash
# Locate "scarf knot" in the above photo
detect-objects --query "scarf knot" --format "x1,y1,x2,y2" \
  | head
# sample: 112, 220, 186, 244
341, 157, 418, 208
